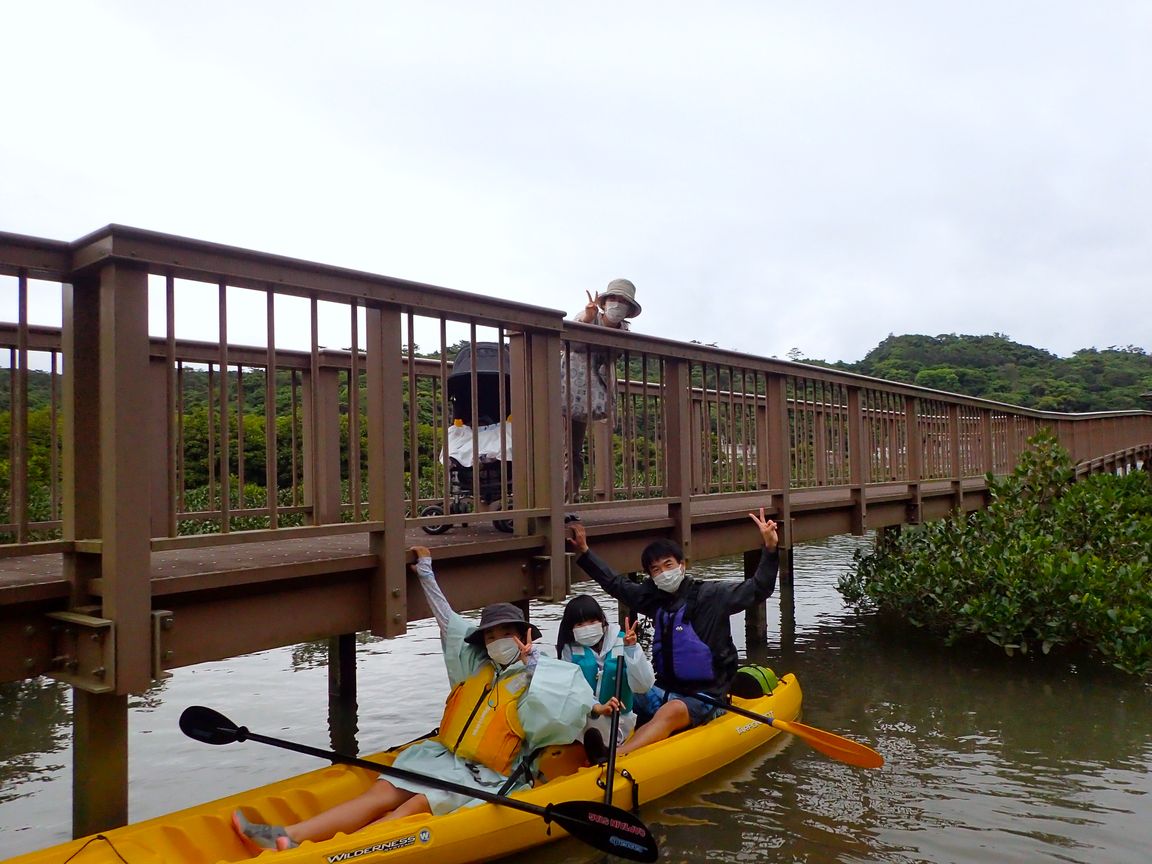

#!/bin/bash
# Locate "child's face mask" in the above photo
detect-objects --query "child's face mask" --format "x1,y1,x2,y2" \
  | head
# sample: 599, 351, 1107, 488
573, 622, 605, 647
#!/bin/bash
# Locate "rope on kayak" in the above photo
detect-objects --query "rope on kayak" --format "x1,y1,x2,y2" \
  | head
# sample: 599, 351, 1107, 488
61, 834, 132, 863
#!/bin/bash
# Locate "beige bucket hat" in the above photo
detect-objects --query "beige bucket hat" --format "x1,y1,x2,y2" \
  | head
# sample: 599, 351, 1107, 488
597, 278, 641, 317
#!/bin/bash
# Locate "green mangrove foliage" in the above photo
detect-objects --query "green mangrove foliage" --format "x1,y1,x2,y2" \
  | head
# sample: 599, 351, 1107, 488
838, 430, 1152, 675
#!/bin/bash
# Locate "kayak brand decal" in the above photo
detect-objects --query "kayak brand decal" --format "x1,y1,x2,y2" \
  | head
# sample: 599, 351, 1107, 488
419, 828, 431, 844
324, 835, 416, 862
735, 720, 762, 734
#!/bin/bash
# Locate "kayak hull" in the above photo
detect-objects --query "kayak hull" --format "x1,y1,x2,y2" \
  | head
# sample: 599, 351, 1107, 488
10, 673, 802, 864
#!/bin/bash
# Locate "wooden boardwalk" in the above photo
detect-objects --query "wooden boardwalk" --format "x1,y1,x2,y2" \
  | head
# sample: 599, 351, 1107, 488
2, 223, 1149, 838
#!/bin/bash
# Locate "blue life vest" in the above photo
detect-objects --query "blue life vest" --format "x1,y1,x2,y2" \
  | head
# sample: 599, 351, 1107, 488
571, 637, 634, 712
653, 587, 714, 688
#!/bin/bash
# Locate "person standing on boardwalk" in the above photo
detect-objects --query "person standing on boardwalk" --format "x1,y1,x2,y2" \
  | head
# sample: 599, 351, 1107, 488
561, 278, 641, 500
566, 509, 779, 757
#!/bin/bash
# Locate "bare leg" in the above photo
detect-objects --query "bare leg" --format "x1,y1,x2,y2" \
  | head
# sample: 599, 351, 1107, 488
285, 780, 418, 844
376, 794, 431, 823
617, 700, 691, 757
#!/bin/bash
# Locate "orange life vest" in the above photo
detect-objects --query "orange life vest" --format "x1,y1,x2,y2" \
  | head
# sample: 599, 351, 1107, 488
435, 663, 529, 775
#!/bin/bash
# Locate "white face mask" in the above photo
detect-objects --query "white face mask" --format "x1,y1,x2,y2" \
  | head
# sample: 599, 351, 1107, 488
602, 300, 629, 322
653, 564, 685, 593
572, 622, 605, 647
486, 636, 520, 666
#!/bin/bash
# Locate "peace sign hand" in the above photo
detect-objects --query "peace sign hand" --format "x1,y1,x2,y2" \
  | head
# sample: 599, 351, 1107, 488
585, 289, 600, 314
623, 616, 638, 647
513, 631, 534, 665
748, 507, 779, 551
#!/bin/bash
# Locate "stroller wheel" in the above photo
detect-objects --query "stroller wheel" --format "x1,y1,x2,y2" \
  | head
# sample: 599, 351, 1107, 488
491, 502, 514, 534
419, 505, 452, 535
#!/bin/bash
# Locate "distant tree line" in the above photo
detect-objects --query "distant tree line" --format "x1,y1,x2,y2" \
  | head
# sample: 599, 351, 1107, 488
808, 333, 1151, 412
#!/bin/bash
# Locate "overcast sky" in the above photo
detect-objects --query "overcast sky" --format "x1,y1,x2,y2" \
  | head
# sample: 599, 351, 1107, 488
2, 1, 1149, 362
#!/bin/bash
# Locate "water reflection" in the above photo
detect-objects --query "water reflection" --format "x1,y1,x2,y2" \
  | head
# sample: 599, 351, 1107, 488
2, 536, 1151, 863
0, 678, 69, 805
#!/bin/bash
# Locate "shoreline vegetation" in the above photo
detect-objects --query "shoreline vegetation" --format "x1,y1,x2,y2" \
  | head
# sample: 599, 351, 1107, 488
839, 430, 1152, 677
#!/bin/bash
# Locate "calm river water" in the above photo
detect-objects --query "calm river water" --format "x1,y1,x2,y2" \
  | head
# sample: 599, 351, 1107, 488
2, 535, 1151, 862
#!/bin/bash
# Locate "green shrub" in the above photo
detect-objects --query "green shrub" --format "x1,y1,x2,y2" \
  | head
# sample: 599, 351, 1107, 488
838, 429, 1152, 675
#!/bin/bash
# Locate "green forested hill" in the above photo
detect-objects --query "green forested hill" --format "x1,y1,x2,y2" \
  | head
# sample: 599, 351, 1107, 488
830, 334, 1151, 411
2, 334, 1150, 414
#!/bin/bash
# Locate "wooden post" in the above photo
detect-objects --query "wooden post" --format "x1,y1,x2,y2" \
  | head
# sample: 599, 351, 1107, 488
948, 404, 963, 512
62, 276, 101, 606
328, 633, 359, 755
529, 330, 567, 601
743, 549, 768, 647
981, 409, 995, 475
509, 332, 528, 535
766, 375, 792, 548
905, 397, 922, 524
776, 547, 795, 654
147, 357, 172, 539
72, 691, 129, 838
847, 387, 866, 535
663, 359, 693, 561
62, 260, 154, 835
366, 306, 407, 637
306, 359, 344, 525
592, 420, 613, 501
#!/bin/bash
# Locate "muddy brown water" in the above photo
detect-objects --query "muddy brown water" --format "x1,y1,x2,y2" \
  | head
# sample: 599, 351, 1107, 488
3, 535, 1150, 862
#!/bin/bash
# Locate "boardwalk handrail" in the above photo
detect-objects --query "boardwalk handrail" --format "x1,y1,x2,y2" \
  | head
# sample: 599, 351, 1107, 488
4, 224, 1150, 843
1, 224, 1150, 683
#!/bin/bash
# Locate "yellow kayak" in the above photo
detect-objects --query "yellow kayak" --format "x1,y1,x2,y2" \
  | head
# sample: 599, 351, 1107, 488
12, 673, 802, 864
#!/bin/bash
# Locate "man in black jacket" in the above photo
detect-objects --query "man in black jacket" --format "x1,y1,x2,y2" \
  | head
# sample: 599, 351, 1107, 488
566, 509, 779, 756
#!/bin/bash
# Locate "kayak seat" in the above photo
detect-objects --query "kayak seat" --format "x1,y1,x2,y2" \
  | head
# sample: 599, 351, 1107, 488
534, 742, 591, 784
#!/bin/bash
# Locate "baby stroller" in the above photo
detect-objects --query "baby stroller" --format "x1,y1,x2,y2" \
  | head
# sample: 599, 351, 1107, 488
421, 342, 515, 534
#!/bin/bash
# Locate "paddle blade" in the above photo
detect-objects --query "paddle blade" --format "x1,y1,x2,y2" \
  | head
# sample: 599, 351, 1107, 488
773, 718, 884, 768
547, 800, 658, 863
180, 706, 241, 746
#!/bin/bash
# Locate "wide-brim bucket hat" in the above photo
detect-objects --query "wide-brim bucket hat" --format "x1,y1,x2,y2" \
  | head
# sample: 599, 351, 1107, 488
597, 278, 641, 317
464, 602, 543, 645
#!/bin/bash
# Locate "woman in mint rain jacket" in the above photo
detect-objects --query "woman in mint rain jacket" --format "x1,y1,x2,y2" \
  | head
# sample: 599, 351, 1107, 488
233, 546, 595, 853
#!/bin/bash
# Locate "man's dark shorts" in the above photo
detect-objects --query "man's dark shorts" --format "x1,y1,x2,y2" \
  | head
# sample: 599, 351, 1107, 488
635, 685, 721, 728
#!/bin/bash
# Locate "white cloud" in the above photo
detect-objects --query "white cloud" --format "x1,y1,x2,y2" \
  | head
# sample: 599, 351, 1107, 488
2, 1, 1149, 363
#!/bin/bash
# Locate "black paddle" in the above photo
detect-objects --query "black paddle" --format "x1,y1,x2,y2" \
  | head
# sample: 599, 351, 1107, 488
602, 637, 627, 806
179, 706, 658, 862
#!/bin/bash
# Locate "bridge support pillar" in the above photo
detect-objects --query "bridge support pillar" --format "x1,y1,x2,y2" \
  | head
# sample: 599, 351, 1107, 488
744, 550, 769, 647
778, 545, 794, 594
877, 525, 901, 552
72, 690, 128, 838
328, 633, 359, 755
777, 547, 795, 654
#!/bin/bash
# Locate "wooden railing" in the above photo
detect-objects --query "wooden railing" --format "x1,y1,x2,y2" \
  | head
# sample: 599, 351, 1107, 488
1, 224, 1150, 691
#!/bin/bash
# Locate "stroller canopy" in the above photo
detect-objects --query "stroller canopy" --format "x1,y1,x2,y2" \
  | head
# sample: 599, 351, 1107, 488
449, 342, 512, 427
